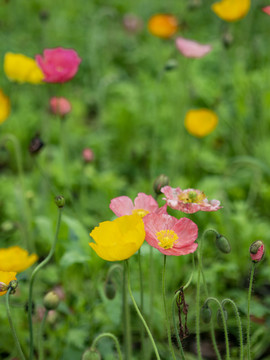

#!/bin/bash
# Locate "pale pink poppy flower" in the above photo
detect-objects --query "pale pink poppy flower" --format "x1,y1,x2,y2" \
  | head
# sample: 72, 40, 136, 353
82, 148, 94, 163
50, 97, 71, 117
175, 37, 212, 58
143, 213, 198, 256
110, 192, 167, 218
262, 6, 270, 15
161, 186, 221, 214
36, 47, 81, 83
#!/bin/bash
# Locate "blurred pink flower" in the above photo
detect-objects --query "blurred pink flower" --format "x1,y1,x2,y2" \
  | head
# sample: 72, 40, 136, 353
262, 6, 270, 15
143, 213, 198, 256
161, 186, 221, 214
50, 97, 71, 117
82, 148, 94, 163
123, 14, 143, 33
110, 192, 167, 218
36, 47, 81, 83
175, 37, 212, 58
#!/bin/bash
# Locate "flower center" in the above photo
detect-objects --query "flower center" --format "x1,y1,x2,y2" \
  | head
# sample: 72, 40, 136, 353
156, 229, 178, 249
132, 209, 150, 218
178, 191, 206, 204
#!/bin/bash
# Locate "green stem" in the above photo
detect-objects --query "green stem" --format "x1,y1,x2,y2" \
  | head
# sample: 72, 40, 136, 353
125, 260, 161, 360
183, 253, 195, 291
122, 261, 132, 360
162, 255, 176, 360
222, 299, 244, 360
38, 309, 49, 360
171, 291, 186, 360
28, 207, 63, 360
247, 262, 256, 360
91, 332, 123, 360
138, 249, 146, 358
5, 288, 26, 360
196, 253, 202, 360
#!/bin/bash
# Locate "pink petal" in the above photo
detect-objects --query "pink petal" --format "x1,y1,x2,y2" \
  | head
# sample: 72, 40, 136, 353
155, 204, 168, 214
134, 193, 159, 212
143, 213, 178, 247
109, 196, 134, 216
262, 6, 270, 15
162, 243, 198, 256
172, 218, 198, 248
161, 186, 182, 198
175, 37, 212, 58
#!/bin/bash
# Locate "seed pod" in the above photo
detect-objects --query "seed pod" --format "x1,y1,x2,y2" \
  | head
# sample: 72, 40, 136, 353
216, 234, 231, 254
43, 291, 60, 310
55, 195, 65, 208
82, 348, 101, 360
200, 305, 212, 324
104, 278, 117, 300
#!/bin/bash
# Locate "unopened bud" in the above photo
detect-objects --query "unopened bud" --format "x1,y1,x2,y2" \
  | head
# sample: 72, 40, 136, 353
216, 234, 231, 254
222, 32, 233, 49
29, 134, 44, 155
0, 282, 8, 292
200, 305, 212, 324
104, 278, 117, 300
82, 348, 101, 360
55, 195, 65, 208
8, 280, 18, 294
153, 174, 169, 195
43, 291, 60, 310
217, 308, 228, 327
250, 241, 265, 263
164, 59, 178, 71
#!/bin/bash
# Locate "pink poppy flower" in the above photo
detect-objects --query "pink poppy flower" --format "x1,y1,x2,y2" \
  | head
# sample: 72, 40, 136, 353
175, 37, 212, 58
262, 6, 270, 15
82, 148, 94, 163
36, 47, 81, 83
161, 186, 221, 214
143, 213, 198, 256
110, 192, 167, 218
50, 97, 71, 117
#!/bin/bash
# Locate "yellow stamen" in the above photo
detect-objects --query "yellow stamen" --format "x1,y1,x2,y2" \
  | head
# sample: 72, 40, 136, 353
178, 191, 206, 204
156, 229, 178, 249
132, 209, 150, 218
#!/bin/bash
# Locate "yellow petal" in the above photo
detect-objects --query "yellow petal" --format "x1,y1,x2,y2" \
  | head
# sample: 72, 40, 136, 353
212, 0, 251, 22
0, 89, 10, 124
0, 271, 17, 296
0, 246, 38, 273
184, 109, 218, 137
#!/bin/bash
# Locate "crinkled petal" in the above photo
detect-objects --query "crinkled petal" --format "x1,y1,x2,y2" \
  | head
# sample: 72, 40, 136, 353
134, 193, 159, 212
109, 196, 134, 216
172, 218, 198, 247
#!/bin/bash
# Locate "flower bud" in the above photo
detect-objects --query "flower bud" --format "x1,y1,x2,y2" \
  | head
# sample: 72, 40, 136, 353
222, 32, 233, 49
0, 282, 8, 292
50, 97, 71, 117
215, 234, 231, 254
43, 291, 60, 310
8, 280, 18, 294
82, 348, 101, 360
29, 134, 44, 155
200, 304, 212, 324
55, 195, 65, 208
250, 241, 265, 263
153, 174, 169, 195
217, 308, 228, 327
164, 59, 178, 71
104, 278, 117, 300
82, 148, 95, 163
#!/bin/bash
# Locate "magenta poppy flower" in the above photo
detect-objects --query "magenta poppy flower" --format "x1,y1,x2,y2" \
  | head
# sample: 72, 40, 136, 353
143, 213, 198, 256
50, 97, 71, 116
36, 47, 81, 83
161, 186, 221, 214
262, 6, 270, 15
175, 37, 212, 58
110, 192, 167, 218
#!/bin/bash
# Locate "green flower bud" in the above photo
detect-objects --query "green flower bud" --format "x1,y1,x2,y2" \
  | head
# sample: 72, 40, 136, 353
200, 305, 212, 324
217, 308, 228, 327
164, 59, 178, 71
153, 174, 169, 195
54, 195, 65, 208
216, 234, 231, 254
104, 278, 117, 300
82, 348, 101, 360
43, 291, 60, 310
8, 280, 18, 294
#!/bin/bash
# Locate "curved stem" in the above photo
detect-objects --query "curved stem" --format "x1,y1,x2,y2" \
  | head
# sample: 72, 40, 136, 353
28, 207, 62, 360
171, 291, 186, 360
247, 262, 256, 360
91, 332, 123, 360
38, 309, 48, 360
222, 299, 243, 360
125, 260, 161, 360
5, 288, 26, 360
107, 264, 123, 279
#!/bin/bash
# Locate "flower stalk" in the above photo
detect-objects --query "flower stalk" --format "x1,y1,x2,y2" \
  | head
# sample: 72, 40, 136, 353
246, 262, 256, 359
91, 332, 123, 359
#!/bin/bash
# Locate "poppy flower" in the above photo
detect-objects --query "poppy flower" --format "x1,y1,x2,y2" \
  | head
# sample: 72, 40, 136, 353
0, 271, 17, 296
4, 53, 44, 84
0, 246, 38, 273
175, 37, 212, 58
82, 148, 94, 163
161, 186, 222, 214
143, 213, 198, 256
262, 6, 270, 15
0, 89, 10, 124
211, 0, 251, 22
50, 97, 71, 117
184, 109, 218, 137
36, 47, 81, 83
89, 214, 145, 261
110, 192, 167, 218
148, 14, 178, 39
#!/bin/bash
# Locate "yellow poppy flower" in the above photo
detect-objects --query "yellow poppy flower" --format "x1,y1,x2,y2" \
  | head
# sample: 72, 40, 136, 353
212, 0, 251, 22
4, 53, 44, 84
0, 246, 38, 273
0, 89, 10, 124
0, 271, 17, 296
184, 109, 218, 137
89, 214, 145, 261
148, 14, 178, 39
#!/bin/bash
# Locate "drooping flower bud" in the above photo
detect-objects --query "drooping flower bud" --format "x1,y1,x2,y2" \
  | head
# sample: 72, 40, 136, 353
104, 278, 117, 300
43, 291, 60, 310
200, 304, 212, 324
8, 280, 18, 294
55, 195, 65, 208
164, 59, 178, 72
29, 134, 44, 155
250, 241, 265, 263
217, 308, 228, 327
82, 348, 101, 360
153, 174, 169, 195
215, 234, 231, 254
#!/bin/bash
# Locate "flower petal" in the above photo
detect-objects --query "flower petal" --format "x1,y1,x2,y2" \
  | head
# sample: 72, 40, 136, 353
134, 193, 159, 212
172, 218, 198, 247
175, 37, 212, 58
109, 196, 134, 216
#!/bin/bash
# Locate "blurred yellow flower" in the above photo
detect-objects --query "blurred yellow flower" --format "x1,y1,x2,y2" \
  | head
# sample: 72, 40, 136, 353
0, 271, 17, 296
184, 109, 218, 137
0, 246, 38, 273
0, 89, 10, 124
148, 14, 178, 39
89, 214, 145, 261
212, 0, 250, 22
4, 53, 44, 84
